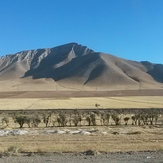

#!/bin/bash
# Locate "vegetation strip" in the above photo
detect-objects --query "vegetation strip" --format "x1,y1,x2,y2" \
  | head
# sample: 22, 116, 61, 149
1, 108, 162, 128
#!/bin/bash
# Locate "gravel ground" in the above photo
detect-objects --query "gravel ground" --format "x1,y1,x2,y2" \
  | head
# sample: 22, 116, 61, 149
0, 151, 163, 163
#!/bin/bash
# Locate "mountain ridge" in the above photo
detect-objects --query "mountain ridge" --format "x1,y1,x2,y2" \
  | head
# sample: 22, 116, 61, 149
0, 42, 163, 91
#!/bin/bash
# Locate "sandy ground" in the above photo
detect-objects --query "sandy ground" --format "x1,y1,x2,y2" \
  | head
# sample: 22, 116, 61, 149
0, 151, 163, 163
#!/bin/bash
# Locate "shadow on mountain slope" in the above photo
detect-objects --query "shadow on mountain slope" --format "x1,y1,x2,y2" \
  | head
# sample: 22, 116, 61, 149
23, 53, 106, 84
141, 61, 163, 83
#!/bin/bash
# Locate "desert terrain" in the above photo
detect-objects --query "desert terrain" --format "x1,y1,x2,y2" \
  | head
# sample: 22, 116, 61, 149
0, 43, 163, 162
0, 90, 163, 110
0, 90, 163, 156
0, 124, 163, 162
0, 88, 163, 163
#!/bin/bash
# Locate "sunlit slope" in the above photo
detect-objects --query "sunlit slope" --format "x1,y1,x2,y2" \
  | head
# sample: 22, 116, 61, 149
0, 43, 163, 91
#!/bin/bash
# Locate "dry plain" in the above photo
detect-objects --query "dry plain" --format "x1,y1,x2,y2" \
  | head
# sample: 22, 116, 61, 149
0, 126, 163, 153
0, 96, 163, 110
0, 90, 163, 162
0, 90, 163, 110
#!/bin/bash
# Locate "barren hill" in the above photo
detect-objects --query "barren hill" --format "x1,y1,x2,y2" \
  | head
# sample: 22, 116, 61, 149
0, 42, 163, 91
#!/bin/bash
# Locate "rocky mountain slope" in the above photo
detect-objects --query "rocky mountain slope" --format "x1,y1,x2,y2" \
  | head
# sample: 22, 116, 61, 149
0, 42, 163, 91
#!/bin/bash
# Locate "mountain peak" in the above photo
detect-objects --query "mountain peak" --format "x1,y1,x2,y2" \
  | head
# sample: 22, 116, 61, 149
52, 42, 94, 56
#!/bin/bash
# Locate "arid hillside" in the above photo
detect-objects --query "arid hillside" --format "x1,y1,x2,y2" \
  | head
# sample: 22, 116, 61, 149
0, 42, 163, 91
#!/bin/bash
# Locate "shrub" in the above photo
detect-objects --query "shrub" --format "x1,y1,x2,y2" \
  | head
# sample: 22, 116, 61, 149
124, 117, 130, 125
2, 117, 9, 126
32, 114, 41, 127
95, 103, 100, 108
42, 113, 51, 127
112, 114, 121, 125
86, 116, 91, 126
90, 112, 96, 126
15, 115, 27, 128
85, 112, 96, 126
72, 114, 81, 126
57, 112, 68, 127
5, 146, 22, 156
100, 112, 110, 126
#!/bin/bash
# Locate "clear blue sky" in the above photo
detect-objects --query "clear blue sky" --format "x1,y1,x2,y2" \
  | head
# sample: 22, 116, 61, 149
0, 0, 163, 63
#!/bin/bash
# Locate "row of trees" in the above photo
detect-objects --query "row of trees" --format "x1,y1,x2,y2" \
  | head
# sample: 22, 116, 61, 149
1, 110, 162, 128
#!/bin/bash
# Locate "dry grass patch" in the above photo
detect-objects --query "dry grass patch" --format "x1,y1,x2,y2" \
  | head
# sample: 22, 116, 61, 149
0, 126, 163, 153
0, 96, 163, 110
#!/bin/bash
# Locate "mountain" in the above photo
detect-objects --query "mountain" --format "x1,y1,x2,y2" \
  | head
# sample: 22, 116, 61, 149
0, 42, 163, 91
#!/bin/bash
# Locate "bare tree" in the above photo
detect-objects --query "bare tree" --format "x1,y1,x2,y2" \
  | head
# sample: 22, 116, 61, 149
112, 114, 121, 125
124, 117, 130, 125
2, 117, 9, 126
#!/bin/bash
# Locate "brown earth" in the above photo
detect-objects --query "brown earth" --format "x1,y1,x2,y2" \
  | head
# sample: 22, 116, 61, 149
0, 125, 163, 163
0, 126, 163, 153
0, 89, 163, 99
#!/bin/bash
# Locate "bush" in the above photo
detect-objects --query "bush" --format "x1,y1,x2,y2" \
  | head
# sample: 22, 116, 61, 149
15, 115, 27, 128
42, 112, 52, 127
27, 114, 41, 127
5, 146, 22, 156
124, 117, 130, 125
2, 117, 9, 126
112, 114, 121, 125
57, 113, 67, 127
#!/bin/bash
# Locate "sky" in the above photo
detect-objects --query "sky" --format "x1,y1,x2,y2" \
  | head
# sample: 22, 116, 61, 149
0, 0, 163, 64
